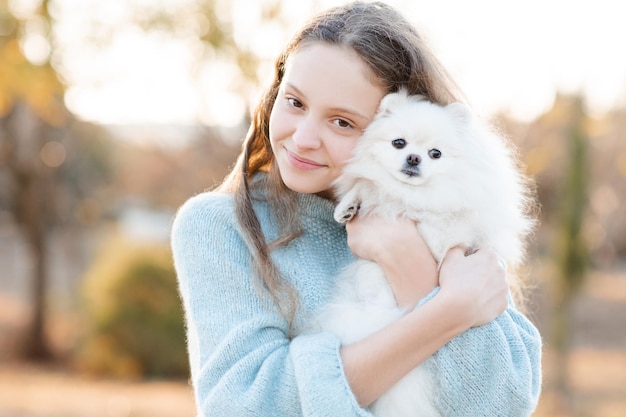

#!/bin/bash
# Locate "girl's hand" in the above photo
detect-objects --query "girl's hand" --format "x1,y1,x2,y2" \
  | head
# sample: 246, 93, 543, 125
345, 213, 438, 307
438, 246, 509, 327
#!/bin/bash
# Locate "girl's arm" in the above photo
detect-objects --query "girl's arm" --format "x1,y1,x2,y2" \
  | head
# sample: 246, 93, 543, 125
344, 214, 542, 415
340, 284, 475, 407
429, 298, 542, 416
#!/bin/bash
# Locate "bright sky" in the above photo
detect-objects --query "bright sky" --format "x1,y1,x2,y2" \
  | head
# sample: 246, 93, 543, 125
45, 0, 626, 127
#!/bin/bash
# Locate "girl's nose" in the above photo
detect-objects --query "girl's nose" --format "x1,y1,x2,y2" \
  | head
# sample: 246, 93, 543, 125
292, 117, 322, 150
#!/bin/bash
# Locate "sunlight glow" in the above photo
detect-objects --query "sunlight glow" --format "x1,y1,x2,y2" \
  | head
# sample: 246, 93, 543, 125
51, 0, 626, 126
8, 0, 42, 20
61, 30, 198, 125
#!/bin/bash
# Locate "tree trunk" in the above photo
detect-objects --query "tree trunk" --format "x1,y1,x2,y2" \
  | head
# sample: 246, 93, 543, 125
5, 104, 54, 361
19, 174, 52, 360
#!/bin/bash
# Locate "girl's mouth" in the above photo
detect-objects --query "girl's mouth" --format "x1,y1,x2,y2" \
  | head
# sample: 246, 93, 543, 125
285, 149, 326, 170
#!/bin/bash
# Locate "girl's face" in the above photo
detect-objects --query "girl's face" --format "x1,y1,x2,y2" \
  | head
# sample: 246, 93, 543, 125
269, 43, 386, 197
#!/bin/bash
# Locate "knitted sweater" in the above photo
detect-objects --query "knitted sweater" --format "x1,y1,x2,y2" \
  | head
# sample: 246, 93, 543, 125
171, 189, 542, 417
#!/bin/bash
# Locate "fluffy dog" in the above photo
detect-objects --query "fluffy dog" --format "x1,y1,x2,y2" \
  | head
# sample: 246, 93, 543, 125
314, 89, 535, 417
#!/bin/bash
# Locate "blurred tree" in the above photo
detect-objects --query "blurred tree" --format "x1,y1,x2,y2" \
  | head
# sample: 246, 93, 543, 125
0, 0, 65, 360
77, 237, 187, 379
552, 97, 590, 411
0, 0, 114, 360
497, 93, 626, 413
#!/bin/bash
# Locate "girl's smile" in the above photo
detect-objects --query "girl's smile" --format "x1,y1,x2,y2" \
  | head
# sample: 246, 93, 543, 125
285, 149, 327, 170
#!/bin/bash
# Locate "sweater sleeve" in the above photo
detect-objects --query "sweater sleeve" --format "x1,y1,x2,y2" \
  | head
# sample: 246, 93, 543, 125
171, 194, 372, 417
421, 289, 542, 416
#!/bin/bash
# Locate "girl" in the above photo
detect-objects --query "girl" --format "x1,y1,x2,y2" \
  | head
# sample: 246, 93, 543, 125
171, 2, 542, 416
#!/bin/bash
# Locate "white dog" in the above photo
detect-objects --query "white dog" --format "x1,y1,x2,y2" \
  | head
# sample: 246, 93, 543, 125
314, 89, 535, 417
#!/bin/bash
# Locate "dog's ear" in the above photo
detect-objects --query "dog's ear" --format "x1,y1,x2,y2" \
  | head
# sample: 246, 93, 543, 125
445, 102, 473, 123
378, 91, 403, 116
377, 88, 418, 116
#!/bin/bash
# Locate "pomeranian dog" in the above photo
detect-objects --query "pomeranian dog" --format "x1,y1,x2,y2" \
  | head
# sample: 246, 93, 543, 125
314, 89, 535, 417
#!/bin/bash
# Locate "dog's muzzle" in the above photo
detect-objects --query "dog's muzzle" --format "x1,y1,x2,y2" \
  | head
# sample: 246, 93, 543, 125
401, 166, 421, 177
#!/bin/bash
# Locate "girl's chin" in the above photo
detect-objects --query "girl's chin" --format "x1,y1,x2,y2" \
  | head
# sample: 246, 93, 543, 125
276, 161, 340, 197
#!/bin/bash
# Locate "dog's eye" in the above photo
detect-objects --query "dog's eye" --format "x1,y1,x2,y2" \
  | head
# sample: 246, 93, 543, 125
428, 149, 442, 159
391, 138, 406, 149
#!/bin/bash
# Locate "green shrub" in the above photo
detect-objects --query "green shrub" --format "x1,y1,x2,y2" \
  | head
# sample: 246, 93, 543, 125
76, 235, 188, 379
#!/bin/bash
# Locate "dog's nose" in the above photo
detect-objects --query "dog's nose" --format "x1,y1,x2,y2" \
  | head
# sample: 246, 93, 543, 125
406, 154, 421, 166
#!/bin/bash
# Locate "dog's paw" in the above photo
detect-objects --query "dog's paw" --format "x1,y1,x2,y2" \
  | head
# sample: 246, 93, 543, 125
334, 203, 360, 223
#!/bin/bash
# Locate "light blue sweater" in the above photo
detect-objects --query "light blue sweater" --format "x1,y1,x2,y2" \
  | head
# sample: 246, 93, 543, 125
171, 189, 542, 417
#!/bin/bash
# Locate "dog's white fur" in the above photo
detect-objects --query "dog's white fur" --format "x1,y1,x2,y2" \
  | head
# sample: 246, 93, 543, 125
314, 89, 534, 417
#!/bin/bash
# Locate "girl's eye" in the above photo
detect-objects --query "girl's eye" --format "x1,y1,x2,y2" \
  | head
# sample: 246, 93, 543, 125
287, 98, 304, 109
392, 138, 406, 149
428, 148, 442, 159
334, 119, 353, 129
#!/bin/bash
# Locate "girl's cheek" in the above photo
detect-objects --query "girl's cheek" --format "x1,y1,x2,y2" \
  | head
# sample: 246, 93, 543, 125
268, 111, 283, 145
271, 106, 293, 136
339, 143, 359, 166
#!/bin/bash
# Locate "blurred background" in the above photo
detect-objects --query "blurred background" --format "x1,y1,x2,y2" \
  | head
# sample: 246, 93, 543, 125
0, 0, 625, 416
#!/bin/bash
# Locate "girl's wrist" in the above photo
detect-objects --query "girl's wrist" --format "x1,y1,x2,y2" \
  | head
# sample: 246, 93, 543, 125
434, 286, 476, 331
377, 250, 438, 308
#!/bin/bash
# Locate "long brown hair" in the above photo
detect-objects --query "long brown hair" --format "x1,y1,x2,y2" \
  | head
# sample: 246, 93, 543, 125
218, 1, 463, 332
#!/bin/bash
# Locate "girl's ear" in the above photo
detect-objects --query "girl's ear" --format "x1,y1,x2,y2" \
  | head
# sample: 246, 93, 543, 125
445, 102, 473, 123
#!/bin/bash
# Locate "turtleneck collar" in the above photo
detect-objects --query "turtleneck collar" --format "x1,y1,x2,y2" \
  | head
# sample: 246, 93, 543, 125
296, 192, 339, 225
